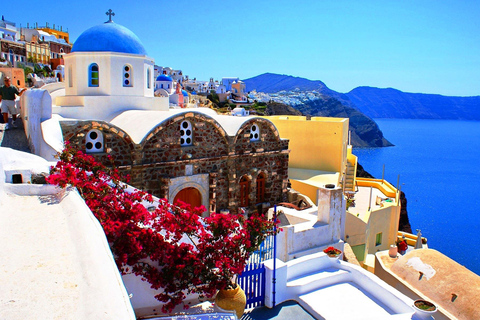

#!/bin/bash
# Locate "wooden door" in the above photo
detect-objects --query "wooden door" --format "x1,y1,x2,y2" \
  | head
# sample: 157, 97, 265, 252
173, 187, 202, 209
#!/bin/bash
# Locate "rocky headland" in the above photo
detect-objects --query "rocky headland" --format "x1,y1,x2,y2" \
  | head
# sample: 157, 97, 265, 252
245, 73, 393, 148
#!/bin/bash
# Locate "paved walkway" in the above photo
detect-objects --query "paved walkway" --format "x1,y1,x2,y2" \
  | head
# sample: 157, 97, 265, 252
0, 119, 30, 153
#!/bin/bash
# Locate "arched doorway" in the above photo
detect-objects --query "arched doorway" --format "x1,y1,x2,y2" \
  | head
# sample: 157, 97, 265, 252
239, 175, 250, 207
173, 187, 202, 209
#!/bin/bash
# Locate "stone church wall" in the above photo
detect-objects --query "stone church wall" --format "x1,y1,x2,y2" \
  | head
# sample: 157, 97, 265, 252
61, 114, 289, 215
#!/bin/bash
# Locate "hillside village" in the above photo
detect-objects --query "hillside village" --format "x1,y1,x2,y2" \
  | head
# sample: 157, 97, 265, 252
1, 12, 479, 320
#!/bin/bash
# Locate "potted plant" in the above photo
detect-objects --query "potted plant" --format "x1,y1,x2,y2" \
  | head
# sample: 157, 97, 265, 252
47, 145, 277, 315
413, 299, 437, 319
323, 246, 342, 258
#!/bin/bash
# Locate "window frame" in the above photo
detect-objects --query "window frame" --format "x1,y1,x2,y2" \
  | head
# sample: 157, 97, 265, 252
375, 232, 383, 246
88, 63, 99, 87
85, 129, 104, 153
123, 64, 133, 87
180, 120, 193, 147
250, 123, 260, 141
256, 173, 266, 204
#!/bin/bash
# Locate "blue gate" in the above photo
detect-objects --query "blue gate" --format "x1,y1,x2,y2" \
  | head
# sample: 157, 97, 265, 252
237, 233, 275, 308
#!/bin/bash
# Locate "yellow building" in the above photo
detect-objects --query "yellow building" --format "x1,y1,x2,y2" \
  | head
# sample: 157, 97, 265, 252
265, 115, 401, 270
264, 115, 350, 203
37, 26, 70, 44
345, 178, 401, 270
25, 42, 50, 65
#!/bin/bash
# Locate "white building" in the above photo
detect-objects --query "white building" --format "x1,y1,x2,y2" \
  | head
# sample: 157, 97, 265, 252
54, 19, 166, 121
0, 16, 18, 41
155, 73, 174, 94
221, 77, 238, 92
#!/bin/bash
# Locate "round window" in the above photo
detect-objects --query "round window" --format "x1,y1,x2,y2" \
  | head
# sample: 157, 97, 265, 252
85, 129, 104, 153
180, 121, 193, 146
250, 123, 260, 141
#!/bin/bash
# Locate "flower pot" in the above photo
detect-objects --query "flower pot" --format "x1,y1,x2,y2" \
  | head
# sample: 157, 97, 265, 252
215, 285, 247, 319
327, 254, 340, 259
413, 299, 437, 319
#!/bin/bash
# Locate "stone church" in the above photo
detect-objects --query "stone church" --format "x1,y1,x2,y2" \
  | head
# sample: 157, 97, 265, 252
44, 16, 289, 215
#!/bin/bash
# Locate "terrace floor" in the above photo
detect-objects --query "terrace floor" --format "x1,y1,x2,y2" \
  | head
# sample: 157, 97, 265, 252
241, 301, 315, 320
347, 186, 395, 221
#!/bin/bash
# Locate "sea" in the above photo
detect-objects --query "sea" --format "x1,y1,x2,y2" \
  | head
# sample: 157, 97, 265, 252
353, 119, 480, 276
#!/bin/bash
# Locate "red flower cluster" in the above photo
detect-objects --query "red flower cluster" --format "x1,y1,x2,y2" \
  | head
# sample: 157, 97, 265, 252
47, 144, 277, 313
323, 246, 342, 257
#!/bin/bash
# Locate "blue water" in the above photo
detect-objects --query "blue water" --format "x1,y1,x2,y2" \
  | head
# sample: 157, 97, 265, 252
353, 119, 480, 275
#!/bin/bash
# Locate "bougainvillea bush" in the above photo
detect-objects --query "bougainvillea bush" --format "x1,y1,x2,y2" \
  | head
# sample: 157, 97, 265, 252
47, 144, 276, 313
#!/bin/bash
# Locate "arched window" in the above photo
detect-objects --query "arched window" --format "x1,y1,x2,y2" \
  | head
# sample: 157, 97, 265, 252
89, 63, 99, 87
123, 64, 133, 87
240, 176, 250, 207
250, 123, 260, 141
180, 120, 193, 146
147, 68, 151, 89
256, 173, 266, 203
85, 129, 104, 153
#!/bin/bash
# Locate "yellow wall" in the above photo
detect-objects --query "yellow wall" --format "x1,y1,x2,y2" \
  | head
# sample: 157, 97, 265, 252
356, 178, 398, 199
290, 180, 320, 205
264, 116, 349, 173
345, 212, 367, 263
366, 205, 400, 254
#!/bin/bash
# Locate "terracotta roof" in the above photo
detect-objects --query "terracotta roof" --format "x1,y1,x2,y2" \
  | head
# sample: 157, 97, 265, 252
390, 248, 480, 320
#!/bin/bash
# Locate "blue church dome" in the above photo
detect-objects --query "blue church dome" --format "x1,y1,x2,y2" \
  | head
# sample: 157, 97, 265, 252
156, 74, 172, 81
182, 90, 188, 96
72, 22, 147, 55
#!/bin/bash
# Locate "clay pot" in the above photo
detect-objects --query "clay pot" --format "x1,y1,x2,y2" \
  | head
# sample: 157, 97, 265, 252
413, 299, 437, 319
215, 285, 247, 318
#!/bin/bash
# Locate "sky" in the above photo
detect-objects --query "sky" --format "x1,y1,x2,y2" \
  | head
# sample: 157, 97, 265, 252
2, 0, 479, 96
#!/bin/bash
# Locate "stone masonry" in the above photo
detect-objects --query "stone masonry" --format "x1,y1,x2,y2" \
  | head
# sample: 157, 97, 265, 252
60, 112, 289, 215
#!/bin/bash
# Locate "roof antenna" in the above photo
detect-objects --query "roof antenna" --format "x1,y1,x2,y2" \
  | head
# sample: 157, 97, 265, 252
105, 9, 115, 23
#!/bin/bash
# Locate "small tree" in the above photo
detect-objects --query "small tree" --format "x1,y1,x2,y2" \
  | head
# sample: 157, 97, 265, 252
43, 65, 52, 77
47, 144, 276, 313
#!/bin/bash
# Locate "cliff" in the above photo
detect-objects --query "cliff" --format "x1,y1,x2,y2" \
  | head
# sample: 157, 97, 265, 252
346, 86, 480, 120
291, 95, 392, 148
264, 102, 303, 116
245, 74, 393, 147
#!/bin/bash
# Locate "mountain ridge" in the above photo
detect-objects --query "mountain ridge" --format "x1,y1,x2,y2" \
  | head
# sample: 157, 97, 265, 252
346, 86, 480, 120
244, 73, 480, 121
245, 74, 392, 147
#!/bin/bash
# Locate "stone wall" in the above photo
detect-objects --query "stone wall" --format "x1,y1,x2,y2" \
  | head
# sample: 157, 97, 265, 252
61, 113, 289, 215
61, 120, 135, 167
